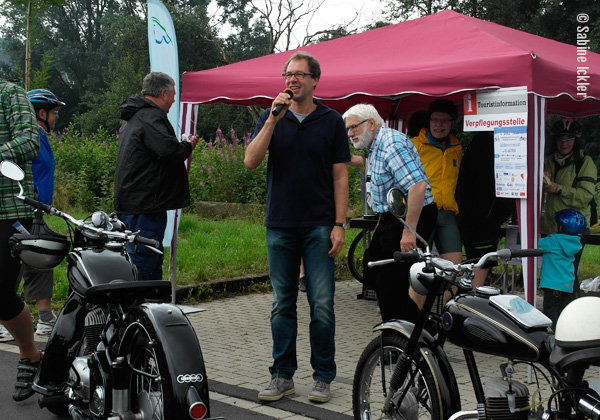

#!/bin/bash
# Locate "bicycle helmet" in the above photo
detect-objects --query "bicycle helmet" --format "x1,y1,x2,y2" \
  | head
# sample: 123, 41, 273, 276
9, 221, 69, 269
27, 89, 65, 110
551, 118, 581, 139
427, 99, 458, 121
555, 208, 587, 234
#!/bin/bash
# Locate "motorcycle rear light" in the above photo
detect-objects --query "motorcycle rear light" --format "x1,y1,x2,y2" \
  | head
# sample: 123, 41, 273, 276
186, 385, 207, 419
189, 401, 207, 419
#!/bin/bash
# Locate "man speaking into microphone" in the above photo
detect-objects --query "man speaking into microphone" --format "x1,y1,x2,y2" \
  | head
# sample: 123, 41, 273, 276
244, 51, 350, 404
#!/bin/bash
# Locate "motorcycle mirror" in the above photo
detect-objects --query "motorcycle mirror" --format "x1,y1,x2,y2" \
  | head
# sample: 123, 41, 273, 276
387, 188, 408, 219
0, 160, 25, 182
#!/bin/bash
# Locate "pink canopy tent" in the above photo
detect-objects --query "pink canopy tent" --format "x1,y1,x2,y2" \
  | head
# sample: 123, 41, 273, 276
180, 10, 600, 304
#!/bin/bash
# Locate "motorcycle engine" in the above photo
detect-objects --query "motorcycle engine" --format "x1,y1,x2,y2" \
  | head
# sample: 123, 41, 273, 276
484, 377, 531, 420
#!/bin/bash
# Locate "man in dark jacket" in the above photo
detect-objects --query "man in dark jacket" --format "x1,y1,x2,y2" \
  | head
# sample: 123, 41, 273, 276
114, 72, 199, 280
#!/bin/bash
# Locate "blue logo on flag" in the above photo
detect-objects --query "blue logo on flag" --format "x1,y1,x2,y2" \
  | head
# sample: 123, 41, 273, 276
152, 17, 172, 45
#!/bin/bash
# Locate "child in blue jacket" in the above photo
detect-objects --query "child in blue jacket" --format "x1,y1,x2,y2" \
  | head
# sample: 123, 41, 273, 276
539, 208, 587, 329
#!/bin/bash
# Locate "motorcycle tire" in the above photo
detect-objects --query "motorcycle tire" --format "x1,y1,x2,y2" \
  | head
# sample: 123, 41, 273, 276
353, 332, 442, 420
122, 312, 175, 420
348, 230, 365, 283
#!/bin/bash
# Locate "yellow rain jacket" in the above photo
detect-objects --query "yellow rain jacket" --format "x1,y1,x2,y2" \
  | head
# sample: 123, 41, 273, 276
411, 128, 462, 214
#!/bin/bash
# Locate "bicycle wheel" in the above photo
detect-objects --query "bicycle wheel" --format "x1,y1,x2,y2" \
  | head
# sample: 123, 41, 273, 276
126, 319, 174, 420
348, 230, 365, 283
353, 333, 442, 420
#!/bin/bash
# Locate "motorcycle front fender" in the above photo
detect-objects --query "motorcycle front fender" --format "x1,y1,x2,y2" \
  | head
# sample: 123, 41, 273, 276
373, 320, 461, 417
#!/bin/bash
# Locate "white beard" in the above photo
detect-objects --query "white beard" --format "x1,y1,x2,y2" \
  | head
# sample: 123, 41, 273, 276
352, 129, 374, 150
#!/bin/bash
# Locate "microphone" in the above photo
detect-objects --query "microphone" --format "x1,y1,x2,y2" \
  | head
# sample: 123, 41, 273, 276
271, 88, 294, 116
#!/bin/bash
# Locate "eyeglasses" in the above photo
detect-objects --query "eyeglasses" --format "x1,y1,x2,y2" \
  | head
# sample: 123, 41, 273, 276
282, 72, 313, 80
430, 117, 452, 124
53, 110, 59, 117
346, 119, 368, 133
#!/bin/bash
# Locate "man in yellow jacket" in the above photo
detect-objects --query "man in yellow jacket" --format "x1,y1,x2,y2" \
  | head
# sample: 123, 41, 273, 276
411, 99, 462, 264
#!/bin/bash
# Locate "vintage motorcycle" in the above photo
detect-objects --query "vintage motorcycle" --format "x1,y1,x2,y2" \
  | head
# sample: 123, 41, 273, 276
352, 187, 600, 420
0, 160, 222, 420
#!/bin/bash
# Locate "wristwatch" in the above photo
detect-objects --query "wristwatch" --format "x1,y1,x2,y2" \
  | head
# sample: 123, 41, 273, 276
334, 222, 347, 230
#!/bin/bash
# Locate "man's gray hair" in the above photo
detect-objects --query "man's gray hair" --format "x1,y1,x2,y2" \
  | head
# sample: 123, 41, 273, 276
141, 72, 175, 97
343, 104, 384, 127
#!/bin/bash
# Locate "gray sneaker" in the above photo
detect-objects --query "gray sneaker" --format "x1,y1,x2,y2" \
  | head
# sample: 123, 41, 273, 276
0, 324, 14, 342
258, 374, 295, 402
308, 380, 331, 403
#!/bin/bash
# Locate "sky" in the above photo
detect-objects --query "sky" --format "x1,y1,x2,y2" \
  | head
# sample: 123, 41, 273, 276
209, 0, 383, 51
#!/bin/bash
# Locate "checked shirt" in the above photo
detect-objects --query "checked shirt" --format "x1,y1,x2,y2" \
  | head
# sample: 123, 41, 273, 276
0, 79, 39, 220
366, 125, 433, 214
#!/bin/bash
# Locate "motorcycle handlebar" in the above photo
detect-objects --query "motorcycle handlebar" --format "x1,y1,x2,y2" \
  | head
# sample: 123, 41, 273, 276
22, 196, 53, 215
368, 247, 543, 272
134, 235, 161, 249
19, 195, 163, 254
393, 250, 421, 262
499, 248, 544, 259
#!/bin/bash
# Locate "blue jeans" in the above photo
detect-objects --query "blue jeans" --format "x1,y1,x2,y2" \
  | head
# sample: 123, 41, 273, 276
118, 212, 166, 280
266, 226, 336, 383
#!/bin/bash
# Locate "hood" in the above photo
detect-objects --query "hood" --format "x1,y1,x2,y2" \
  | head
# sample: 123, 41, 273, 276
119, 95, 158, 121
545, 233, 582, 255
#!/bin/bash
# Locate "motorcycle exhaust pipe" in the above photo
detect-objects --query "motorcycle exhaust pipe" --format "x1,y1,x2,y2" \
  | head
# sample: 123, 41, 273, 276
38, 394, 70, 409
579, 394, 600, 420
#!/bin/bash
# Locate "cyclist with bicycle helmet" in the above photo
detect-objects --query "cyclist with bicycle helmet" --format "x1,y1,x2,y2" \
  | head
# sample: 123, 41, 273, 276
540, 118, 596, 299
539, 209, 587, 328
22, 89, 64, 335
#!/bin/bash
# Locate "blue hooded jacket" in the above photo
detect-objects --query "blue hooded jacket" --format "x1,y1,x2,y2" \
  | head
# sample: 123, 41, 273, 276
32, 126, 55, 205
539, 233, 582, 292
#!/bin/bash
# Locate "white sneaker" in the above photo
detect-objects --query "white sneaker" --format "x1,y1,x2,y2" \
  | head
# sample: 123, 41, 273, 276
36, 317, 56, 336
0, 324, 14, 342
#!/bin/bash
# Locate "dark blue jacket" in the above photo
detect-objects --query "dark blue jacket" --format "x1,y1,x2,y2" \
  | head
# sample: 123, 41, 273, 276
252, 100, 350, 228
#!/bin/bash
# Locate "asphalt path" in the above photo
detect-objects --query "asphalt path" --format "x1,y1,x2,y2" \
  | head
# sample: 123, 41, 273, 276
0, 341, 278, 420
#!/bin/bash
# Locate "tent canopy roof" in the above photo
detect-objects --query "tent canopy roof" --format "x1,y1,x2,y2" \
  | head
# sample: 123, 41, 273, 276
181, 10, 600, 119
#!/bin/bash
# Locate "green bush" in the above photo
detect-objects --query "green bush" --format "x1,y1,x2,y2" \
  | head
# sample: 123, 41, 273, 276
50, 125, 364, 215
52, 124, 118, 212
188, 127, 267, 205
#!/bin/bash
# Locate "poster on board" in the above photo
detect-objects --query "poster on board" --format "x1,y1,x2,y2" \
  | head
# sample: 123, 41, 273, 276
463, 87, 528, 197
493, 125, 528, 198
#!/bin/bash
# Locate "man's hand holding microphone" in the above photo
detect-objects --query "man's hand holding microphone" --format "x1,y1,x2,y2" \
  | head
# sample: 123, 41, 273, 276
271, 88, 294, 118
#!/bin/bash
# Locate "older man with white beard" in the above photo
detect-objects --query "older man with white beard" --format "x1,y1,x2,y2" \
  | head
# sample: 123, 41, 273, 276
343, 104, 438, 323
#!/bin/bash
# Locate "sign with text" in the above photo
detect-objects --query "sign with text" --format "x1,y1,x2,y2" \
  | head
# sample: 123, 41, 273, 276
494, 125, 528, 198
463, 87, 528, 131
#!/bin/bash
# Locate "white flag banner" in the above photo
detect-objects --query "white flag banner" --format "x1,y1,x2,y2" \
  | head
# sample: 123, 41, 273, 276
147, 0, 180, 247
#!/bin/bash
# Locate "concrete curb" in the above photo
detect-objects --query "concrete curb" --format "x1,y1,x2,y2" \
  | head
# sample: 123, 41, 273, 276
174, 274, 270, 302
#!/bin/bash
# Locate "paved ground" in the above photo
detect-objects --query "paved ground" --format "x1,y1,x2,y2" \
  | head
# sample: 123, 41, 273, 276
185, 278, 548, 419
4, 278, 594, 420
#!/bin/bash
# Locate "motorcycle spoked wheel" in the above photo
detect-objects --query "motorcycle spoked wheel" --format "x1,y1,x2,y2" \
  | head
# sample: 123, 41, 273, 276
353, 333, 442, 420
125, 318, 174, 420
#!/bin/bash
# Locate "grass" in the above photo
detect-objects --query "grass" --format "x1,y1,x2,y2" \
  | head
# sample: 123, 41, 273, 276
22, 210, 600, 315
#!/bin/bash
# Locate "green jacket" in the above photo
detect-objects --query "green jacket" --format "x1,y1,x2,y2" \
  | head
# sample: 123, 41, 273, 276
0, 79, 39, 220
540, 150, 597, 235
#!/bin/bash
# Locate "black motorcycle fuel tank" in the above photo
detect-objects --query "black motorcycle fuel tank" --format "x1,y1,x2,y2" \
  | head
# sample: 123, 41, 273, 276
67, 248, 137, 295
442, 293, 551, 362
